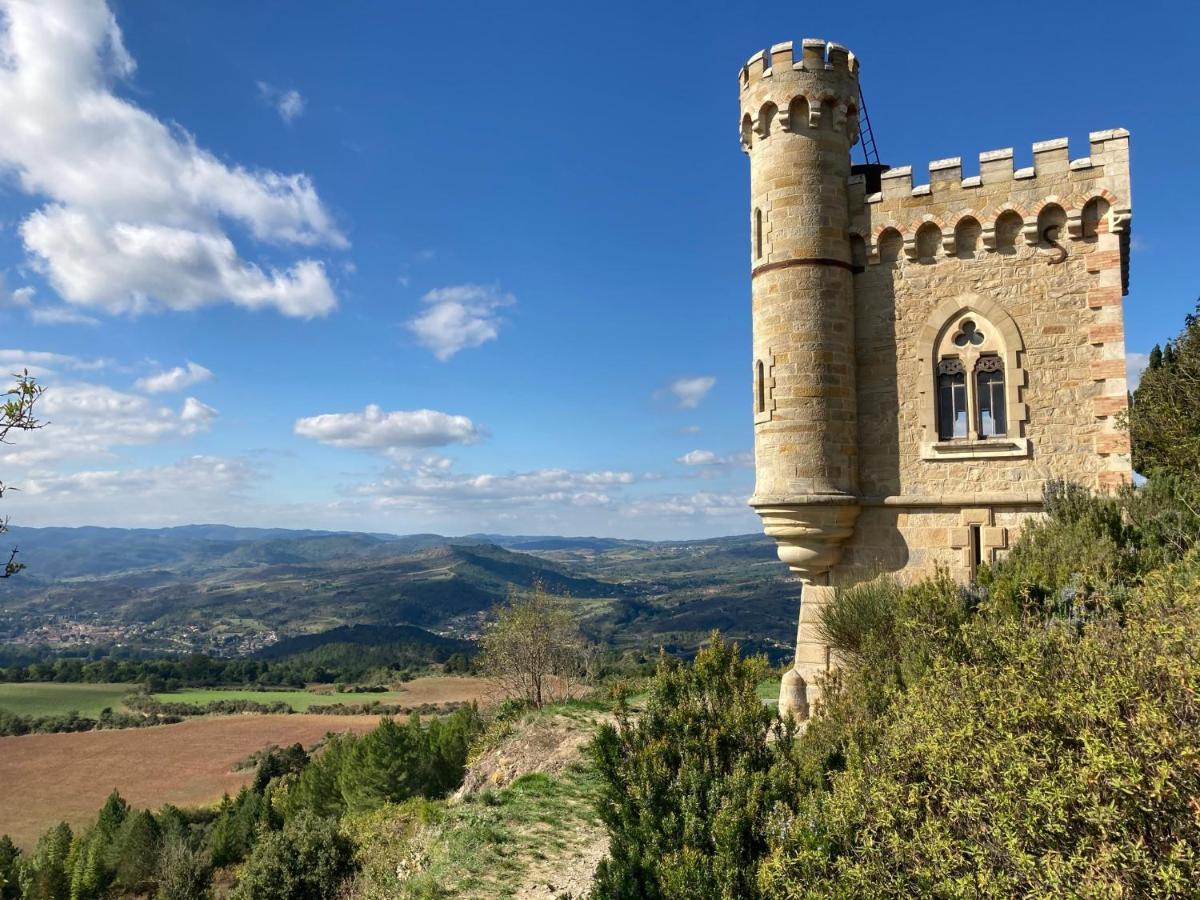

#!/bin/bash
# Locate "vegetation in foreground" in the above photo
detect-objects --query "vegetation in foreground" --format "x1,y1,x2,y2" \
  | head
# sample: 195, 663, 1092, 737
0, 707, 483, 899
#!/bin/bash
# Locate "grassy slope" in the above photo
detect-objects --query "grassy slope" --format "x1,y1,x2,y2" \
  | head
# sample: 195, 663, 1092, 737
0, 682, 133, 717
345, 703, 611, 899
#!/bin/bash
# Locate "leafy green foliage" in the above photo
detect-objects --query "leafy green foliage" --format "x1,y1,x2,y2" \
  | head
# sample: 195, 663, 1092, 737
16, 822, 71, 900
1130, 300, 1200, 482
590, 636, 797, 899
0, 836, 20, 900
593, 544, 1200, 897
479, 583, 590, 708
230, 813, 353, 900
284, 707, 484, 819
759, 555, 1200, 897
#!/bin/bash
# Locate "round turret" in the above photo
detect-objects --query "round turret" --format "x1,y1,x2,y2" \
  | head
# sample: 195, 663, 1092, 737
740, 39, 863, 719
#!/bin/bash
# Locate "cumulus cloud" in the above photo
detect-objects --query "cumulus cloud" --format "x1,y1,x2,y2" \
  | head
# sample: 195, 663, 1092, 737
663, 376, 716, 409
0, 382, 218, 465
407, 284, 514, 361
0, 0, 344, 317
294, 405, 482, 455
1126, 351, 1149, 391
135, 361, 213, 394
257, 81, 306, 123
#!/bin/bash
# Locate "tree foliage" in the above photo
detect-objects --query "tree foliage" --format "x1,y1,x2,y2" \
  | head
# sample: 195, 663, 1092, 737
230, 813, 353, 900
591, 636, 799, 898
480, 583, 590, 708
1129, 300, 1200, 483
592, 506, 1200, 897
0, 370, 44, 578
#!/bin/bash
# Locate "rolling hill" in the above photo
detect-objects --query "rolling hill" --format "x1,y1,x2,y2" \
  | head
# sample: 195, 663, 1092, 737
0, 526, 799, 661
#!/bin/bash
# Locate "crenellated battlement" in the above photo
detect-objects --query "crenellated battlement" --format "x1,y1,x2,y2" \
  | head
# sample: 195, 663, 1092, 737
739, 38, 859, 89
738, 39, 861, 153
850, 129, 1132, 287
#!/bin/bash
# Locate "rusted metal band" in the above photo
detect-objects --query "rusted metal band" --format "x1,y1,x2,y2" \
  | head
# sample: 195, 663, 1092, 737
751, 256, 855, 278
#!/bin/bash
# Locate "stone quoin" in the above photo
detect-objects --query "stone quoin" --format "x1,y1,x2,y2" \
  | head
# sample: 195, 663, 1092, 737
739, 39, 1132, 719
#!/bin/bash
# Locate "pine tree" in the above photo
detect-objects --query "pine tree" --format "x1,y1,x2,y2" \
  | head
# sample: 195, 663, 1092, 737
1148, 343, 1163, 370
21, 821, 72, 900
338, 716, 427, 812
94, 791, 128, 837
114, 809, 161, 892
283, 733, 353, 819
0, 835, 20, 900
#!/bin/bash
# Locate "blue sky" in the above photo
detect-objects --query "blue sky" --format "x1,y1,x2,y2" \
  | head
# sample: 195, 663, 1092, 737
0, 0, 1192, 538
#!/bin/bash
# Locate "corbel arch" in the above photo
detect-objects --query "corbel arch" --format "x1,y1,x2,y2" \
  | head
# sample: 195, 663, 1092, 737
916, 294, 1030, 460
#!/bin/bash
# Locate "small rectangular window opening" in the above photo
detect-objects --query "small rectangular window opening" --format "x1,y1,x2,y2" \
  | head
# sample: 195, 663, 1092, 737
969, 525, 982, 579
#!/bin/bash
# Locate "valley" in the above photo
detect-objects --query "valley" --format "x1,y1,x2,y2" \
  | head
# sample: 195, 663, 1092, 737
0, 525, 798, 662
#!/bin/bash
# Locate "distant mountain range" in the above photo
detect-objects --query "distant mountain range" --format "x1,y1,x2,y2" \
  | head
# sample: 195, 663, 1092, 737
0, 526, 797, 661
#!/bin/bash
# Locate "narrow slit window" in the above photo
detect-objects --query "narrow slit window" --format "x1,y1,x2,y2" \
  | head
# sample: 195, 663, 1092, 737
755, 209, 763, 259
976, 356, 1007, 437
936, 359, 967, 440
969, 524, 982, 578
756, 360, 766, 413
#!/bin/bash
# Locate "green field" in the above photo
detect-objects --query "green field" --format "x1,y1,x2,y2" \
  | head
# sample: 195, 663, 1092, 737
0, 683, 133, 717
757, 677, 780, 704
150, 687, 411, 711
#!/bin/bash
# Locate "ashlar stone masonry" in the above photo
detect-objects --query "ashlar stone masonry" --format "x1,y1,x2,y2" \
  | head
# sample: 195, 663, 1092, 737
739, 39, 1132, 719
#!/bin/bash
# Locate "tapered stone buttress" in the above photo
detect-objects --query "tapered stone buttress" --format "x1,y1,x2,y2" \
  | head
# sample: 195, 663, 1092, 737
739, 39, 863, 720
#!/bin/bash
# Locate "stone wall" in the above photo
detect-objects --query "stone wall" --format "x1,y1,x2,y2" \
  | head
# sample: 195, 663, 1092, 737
836, 131, 1132, 583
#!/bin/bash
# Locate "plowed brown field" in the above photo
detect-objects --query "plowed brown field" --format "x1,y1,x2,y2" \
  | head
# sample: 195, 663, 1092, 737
0, 714, 384, 847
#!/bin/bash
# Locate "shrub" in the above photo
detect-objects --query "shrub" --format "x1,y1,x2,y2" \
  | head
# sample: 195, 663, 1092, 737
590, 634, 794, 898
758, 556, 1200, 897
231, 812, 354, 900
155, 834, 211, 900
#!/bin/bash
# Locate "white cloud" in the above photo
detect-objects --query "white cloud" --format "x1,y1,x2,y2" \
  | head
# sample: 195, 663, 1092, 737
351, 459, 637, 509
135, 361, 213, 394
257, 81, 306, 123
1126, 351, 1149, 391
677, 449, 718, 466
0, 382, 217, 465
10, 455, 258, 526
676, 449, 753, 468
0, 0, 344, 318
294, 405, 482, 455
407, 284, 514, 360
30, 306, 100, 326
622, 490, 750, 520
664, 376, 716, 409
0, 349, 109, 376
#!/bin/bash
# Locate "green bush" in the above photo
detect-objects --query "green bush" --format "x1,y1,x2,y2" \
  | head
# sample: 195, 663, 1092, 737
759, 555, 1200, 897
231, 812, 354, 900
590, 634, 795, 898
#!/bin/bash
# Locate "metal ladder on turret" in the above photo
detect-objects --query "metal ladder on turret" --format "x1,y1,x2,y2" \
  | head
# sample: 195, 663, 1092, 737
856, 86, 880, 166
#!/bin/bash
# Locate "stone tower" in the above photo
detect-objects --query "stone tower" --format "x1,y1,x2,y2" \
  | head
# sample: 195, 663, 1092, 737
740, 39, 1133, 720
740, 40, 864, 719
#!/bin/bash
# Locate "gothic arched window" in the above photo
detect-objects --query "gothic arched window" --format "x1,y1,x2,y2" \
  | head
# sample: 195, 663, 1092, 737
918, 296, 1029, 460
936, 359, 967, 440
976, 356, 1007, 437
